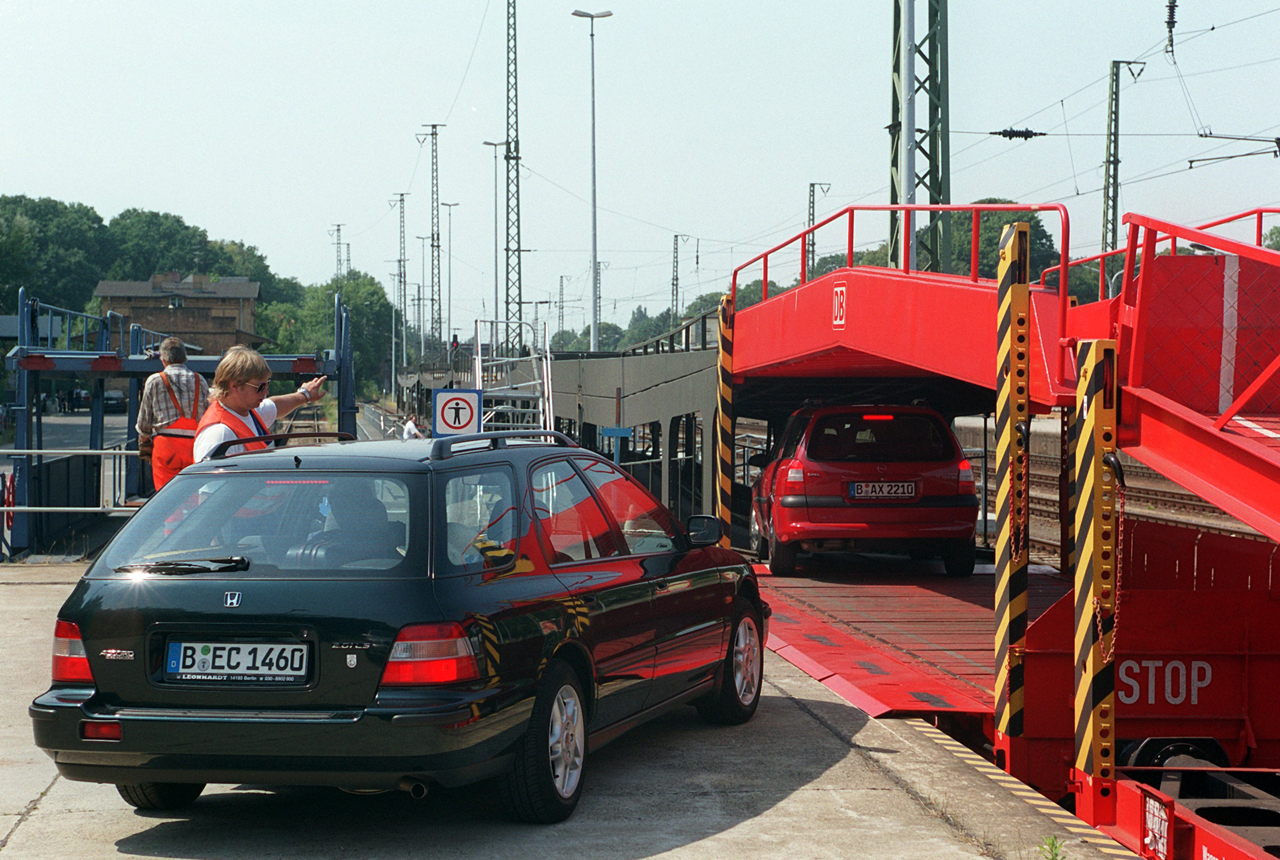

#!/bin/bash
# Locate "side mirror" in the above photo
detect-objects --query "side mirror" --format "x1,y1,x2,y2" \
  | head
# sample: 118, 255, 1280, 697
686, 515, 723, 547
747, 453, 770, 468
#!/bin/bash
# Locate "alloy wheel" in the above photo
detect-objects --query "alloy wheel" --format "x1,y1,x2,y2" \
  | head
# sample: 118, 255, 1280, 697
548, 684, 585, 799
733, 616, 761, 706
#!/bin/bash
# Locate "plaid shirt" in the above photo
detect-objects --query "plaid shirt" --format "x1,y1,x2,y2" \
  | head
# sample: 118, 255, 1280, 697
136, 363, 210, 436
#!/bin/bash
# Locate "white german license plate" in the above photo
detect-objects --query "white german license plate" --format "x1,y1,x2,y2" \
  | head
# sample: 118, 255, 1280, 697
165, 641, 308, 683
851, 481, 916, 500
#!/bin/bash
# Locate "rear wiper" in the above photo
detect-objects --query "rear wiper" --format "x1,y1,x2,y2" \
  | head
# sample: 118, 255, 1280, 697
115, 557, 251, 576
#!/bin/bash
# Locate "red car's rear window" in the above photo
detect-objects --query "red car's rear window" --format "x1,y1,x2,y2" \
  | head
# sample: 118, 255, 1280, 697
805, 413, 954, 463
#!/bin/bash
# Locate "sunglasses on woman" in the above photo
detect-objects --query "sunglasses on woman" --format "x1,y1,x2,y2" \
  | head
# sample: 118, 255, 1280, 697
242, 381, 270, 394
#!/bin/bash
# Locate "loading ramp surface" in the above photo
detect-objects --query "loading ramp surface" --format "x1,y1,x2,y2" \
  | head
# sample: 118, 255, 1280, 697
760, 559, 1069, 718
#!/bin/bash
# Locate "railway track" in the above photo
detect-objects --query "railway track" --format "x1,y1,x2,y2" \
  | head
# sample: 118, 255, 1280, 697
973, 448, 1262, 566
280, 406, 326, 439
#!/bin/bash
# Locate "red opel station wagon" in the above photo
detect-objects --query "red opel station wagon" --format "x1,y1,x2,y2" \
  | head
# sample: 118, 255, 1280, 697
749, 405, 978, 577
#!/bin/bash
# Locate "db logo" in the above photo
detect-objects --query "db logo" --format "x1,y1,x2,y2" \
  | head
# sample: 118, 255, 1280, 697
832, 284, 847, 330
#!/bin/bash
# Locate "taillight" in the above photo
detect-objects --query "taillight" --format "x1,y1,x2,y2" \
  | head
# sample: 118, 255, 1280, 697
52, 620, 94, 683
781, 461, 806, 495
380, 623, 480, 686
81, 720, 122, 741
957, 458, 976, 496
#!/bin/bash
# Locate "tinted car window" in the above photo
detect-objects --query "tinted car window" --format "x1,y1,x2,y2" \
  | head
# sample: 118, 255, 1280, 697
99, 473, 414, 575
531, 460, 619, 563
575, 458, 680, 554
807, 413, 954, 462
438, 466, 517, 575
778, 415, 809, 459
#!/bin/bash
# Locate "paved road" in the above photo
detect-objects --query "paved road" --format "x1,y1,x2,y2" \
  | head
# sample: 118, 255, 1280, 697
1, 413, 130, 451
0, 564, 1130, 860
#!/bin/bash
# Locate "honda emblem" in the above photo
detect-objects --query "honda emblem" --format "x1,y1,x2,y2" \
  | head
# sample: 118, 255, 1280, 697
223, 591, 242, 608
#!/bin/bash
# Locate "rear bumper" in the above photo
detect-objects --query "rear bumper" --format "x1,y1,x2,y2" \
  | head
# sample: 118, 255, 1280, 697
772, 505, 977, 546
30, 680, 534, 790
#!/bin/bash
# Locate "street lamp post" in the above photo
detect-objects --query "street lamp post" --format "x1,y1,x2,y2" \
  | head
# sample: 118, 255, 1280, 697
415, 235, 428, 357
572, 9, 611, 352
441, 203, 459, 361
482, 141, 506, 348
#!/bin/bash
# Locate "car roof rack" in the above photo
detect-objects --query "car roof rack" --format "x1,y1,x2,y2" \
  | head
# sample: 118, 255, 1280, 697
428, 430, 578, 461
208, 432, 356, 460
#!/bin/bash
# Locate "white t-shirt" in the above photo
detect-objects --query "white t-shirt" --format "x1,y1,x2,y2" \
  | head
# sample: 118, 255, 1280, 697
401, 419, 424, 441
193, 400, 279, 462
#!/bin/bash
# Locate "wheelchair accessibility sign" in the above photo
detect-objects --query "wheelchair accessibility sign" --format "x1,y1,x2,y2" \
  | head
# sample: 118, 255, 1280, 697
432, 389, 482, 436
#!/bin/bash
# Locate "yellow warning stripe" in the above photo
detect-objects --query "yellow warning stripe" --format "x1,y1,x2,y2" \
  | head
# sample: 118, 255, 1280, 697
715, 294, 734, 548
994, 222, 1031, 739
1072, 341, 1119, 784
903, 719, 1138, 857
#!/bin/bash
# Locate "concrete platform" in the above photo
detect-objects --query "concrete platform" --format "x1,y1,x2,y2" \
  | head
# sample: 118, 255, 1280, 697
1, 562, 1134, 859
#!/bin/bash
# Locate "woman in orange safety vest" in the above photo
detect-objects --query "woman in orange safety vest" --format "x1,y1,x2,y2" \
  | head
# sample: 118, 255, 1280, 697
193, 346, 327, 463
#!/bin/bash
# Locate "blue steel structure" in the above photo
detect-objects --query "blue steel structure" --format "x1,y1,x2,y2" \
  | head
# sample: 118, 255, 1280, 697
4, 289, 356, 553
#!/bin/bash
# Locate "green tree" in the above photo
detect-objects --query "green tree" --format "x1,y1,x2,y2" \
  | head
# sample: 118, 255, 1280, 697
207, 239, 302, 305
550, 329, 579, 351
258, 271, 392, 398
0, 196, 114, 312
946, 198, 1059, 281
104, 209, 212, 282
1265, 225, 1280, 252
0, 213, 35, 313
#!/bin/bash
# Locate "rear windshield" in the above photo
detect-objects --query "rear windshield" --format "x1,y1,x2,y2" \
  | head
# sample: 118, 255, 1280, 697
806, 413, 955, 462
96, 472, 421, 578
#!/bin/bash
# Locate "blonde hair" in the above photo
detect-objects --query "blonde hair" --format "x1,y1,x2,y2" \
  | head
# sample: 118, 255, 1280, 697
210, 346, 271, 401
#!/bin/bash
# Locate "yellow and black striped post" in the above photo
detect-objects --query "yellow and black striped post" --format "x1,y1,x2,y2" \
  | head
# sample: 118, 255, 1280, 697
994, 222, 1031, 768
1072, 339, 1119, 825
715, 294, 734, 548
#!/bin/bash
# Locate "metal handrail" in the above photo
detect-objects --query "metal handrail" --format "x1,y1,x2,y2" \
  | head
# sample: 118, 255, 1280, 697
620, 308, 719, 355
1, 447, 142, 514
1040, 207, 1280, 301
1121, 211, 1280, 417
730, 202, 1072, 383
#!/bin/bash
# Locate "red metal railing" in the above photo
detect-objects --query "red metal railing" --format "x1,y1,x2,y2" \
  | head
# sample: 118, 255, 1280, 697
1120, 210, 1280, 427
1039, 208, 1280, 302
730, 202, 1072, 380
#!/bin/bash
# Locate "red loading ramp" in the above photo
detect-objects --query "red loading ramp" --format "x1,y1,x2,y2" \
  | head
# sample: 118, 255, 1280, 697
759, 557, 1070, 718
728, 204, 1080, 420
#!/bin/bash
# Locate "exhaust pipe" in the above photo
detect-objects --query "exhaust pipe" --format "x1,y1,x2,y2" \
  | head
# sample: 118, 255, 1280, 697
399, 778, 429, 799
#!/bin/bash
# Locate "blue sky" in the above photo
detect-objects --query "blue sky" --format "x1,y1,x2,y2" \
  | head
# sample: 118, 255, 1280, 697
3, 1, 1278, 335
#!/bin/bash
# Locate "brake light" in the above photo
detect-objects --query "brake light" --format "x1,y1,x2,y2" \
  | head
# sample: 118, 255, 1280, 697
781, 461, 806, 495
380, 623, 480, 685
957, 458, 976, 495
862, 414, 895, 421
52, 620, 94, 683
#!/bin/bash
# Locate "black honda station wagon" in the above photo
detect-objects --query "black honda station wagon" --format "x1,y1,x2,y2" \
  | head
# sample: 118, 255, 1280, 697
31, 431, 767, 823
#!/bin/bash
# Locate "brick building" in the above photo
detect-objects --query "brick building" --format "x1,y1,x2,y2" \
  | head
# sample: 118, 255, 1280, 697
94, 272, 272, 356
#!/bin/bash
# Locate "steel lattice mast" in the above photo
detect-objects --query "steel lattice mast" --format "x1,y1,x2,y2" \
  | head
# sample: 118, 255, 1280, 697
889, 0, 950, 272
396, 192, 408, 365
1101, 61, 1122, 287
419, 125, 445, 347
504, 0, 523, 353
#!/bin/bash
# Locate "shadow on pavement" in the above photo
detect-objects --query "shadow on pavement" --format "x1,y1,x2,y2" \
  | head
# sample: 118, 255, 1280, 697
113, 691, 866, 859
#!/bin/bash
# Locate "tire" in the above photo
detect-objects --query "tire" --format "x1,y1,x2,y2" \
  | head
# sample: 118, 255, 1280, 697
116, 782, 205, 810
750, 511, 769, 560
697, 599, 764, 725
942, 539, 976, 577
768, 534, 797, 577
499, 659, 587, 824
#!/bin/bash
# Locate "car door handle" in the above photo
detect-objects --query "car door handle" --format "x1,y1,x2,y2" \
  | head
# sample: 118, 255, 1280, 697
654, 581, 669, 592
